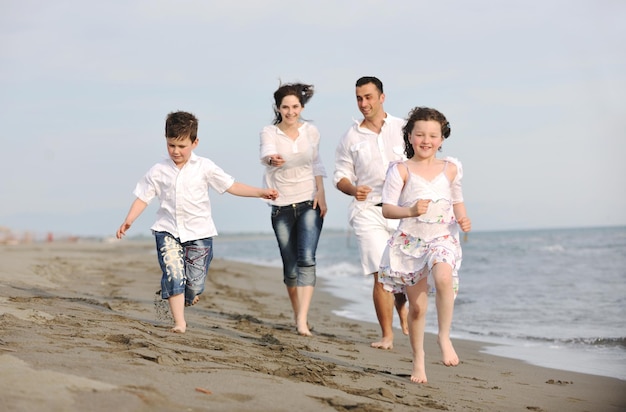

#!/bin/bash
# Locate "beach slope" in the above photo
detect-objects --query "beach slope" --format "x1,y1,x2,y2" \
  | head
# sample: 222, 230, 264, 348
0, 241, 624, 411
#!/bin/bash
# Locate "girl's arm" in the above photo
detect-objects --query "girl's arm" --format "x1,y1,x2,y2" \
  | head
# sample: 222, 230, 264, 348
453, 202, 472, 232
448, 159, 471, 232
382, 199, 430, 219
227, 182, 278, 200
116, 198, 148, 238
381, 162, 430, 219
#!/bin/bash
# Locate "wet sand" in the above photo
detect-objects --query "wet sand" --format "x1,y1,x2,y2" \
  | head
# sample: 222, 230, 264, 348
1, 240, 624, 411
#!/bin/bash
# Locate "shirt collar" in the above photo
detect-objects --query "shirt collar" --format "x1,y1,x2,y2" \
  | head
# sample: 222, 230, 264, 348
164, 151, 199, 168
353, 113, 390, 132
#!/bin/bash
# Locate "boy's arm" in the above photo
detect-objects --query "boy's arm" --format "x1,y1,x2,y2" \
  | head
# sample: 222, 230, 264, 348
453, 202, 471, 232
226, 182, 278, 200
116, 198, 148, 239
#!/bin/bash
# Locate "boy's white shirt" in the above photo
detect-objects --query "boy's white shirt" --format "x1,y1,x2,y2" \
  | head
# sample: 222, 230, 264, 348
133, 152, 235, 242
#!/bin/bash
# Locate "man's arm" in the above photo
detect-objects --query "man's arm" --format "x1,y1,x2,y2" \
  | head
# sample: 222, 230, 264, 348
337, 177, 372, 201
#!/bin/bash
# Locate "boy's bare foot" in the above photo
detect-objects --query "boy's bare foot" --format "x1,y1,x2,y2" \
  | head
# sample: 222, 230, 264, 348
371, 337, 393, 350
185, 296, 200, 307
438, 337, 459, 366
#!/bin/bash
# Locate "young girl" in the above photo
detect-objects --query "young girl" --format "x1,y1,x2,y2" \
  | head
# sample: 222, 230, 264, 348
378, 107, 471, 383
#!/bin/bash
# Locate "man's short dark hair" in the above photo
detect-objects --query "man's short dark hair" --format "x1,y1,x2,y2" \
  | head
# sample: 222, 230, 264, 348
356, 76, 383, 94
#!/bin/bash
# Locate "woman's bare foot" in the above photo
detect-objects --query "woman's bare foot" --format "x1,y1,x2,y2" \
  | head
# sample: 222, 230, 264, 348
371, 337, 393, 350
438, 337, 459, 366
170, 323, 186, 333
294, 321, 314, 331
297, 327, 312, 337
296, 319, 312, 336
410, 350, 427, 383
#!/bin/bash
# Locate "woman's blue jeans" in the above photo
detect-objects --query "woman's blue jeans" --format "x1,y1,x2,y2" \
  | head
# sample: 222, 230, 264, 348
271, 200, 323, 287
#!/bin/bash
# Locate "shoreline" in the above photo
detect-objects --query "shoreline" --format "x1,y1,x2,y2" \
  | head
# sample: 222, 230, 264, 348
1, 240, 625, 411
216, 231, 626, 382
327, 282, 626, 382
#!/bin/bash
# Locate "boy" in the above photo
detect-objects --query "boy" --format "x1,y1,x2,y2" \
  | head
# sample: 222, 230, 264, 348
116, 111, 277, 333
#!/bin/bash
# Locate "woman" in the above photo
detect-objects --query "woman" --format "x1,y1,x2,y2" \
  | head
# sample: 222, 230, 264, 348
260, 82, 327, 336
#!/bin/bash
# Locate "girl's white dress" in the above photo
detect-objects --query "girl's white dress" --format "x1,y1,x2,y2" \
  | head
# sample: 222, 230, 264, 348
378, 157, 464, 297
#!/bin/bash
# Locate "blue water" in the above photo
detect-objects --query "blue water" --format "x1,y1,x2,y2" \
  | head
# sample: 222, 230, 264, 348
214, 226, 626, 381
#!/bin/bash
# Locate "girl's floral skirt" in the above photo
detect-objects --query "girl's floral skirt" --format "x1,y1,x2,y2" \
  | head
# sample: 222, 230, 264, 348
378, 231, 461, 297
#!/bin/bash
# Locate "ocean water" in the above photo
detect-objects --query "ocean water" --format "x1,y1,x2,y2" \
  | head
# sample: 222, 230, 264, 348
214, 226, 626, 381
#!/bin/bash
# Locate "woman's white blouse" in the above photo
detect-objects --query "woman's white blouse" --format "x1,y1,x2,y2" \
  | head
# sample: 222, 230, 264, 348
259, 122, 326, 206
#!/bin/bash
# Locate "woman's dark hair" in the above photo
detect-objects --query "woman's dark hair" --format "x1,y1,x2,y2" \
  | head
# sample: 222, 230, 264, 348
402, 107, 451, 158
272, 83, 314, 125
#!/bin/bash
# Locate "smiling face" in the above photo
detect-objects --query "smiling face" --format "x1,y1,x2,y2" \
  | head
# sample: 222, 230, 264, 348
356, 82, 385, 120
166, 136, 198, 168
277, 95, 303, 127
409, 120, 444, 159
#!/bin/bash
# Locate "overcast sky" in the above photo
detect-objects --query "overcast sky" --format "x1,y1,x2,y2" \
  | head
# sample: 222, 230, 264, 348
1, 0, 624, 239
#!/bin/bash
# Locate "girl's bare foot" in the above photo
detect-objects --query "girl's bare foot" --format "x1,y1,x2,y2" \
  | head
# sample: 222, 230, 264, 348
410, 350, 427, 383
410, 369, 427, 383
170, 324, 186, 333
438, 337, 459, 366
371, 337, 393, 350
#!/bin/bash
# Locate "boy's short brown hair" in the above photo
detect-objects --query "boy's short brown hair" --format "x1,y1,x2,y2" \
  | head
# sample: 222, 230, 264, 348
165, 111, 198, 142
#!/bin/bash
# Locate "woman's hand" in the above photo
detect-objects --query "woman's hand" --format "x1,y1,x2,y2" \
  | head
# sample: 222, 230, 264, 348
267, 154, 285, 167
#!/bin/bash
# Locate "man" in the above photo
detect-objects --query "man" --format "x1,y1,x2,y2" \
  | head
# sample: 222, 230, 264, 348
334, 76, 408, 349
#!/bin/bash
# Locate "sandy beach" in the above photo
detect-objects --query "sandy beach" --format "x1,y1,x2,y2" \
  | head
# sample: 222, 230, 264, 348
0, 240, 624, 412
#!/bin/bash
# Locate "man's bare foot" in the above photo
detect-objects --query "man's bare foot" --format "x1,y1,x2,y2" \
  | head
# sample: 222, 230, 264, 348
170, 324, 186, 333
394, 293, 409, 335
410, 350, 427, 383
371, 337, 393, 350
399, 305, 409, 335
438, 337, 459, 366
